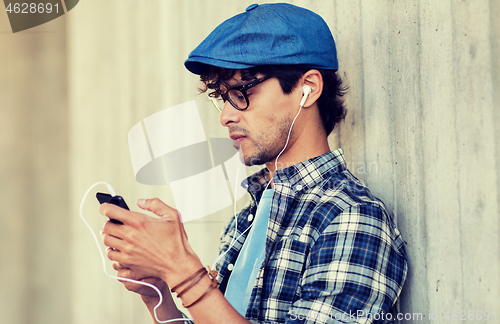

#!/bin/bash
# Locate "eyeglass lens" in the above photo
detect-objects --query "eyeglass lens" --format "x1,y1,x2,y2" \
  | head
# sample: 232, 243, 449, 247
211, 75, 269, 112
211, 90, 247, 112
227, 90, 247, 109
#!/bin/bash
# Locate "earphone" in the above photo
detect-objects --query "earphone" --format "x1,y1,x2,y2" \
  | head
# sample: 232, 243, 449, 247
299, 85, 311, 108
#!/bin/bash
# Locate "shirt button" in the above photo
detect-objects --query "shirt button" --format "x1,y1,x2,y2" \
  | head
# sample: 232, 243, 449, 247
248, 214, 254, 222
228, 263, 234, 271
295, 184, 303, 191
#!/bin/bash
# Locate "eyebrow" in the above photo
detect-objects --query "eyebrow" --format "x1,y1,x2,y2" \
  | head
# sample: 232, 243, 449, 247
227, 77, 259, 89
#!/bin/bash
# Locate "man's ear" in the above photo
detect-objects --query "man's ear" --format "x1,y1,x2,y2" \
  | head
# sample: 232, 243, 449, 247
300, 69, 323, 108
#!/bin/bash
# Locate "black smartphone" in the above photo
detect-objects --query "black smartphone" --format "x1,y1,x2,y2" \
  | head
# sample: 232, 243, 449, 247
96, 192, 130, 225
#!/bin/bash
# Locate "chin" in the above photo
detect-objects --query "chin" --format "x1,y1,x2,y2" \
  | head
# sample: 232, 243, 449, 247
239, 145, 275, 166
245, 155, 271, 166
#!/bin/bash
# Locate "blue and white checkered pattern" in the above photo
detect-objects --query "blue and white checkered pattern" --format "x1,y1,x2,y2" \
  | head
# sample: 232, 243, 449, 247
213, 149, 408, 323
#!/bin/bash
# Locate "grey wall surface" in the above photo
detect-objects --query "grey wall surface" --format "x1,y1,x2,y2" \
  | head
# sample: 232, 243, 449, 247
335, 0, 500, 320
0, 11, 70, 324
1, 1, 498, 323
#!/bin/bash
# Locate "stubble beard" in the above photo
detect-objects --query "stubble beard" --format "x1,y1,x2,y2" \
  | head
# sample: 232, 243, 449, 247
238, 116, 293, 166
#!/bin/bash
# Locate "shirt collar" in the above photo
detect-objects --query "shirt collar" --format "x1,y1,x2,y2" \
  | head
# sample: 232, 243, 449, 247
241, 148, 347, 198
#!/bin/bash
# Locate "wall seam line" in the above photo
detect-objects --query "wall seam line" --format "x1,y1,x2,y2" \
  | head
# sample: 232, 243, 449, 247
489, 0, 500, 271
359, 0, 367, 189
416, 0, 430, 320
449, 0, 466, 311
387, 0, 397, 225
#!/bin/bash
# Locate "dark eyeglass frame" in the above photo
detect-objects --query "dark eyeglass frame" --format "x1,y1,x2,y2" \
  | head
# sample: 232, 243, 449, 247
211, 75, 272, 112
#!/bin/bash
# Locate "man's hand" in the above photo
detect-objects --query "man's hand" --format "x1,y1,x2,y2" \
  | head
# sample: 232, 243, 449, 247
99, 198, 204, 288
112, 263, 185, 324
100, 198, 250, 324
112, 262, 167, 301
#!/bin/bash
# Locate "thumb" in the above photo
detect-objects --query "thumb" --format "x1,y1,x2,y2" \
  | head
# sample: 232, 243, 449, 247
137, 198, 179, 221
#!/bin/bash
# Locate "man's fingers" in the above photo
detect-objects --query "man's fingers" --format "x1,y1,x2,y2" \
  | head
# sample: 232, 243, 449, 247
106, 246, 120, 262
137, 198, 179, 221
103, 234, 125, 253
113, 262, 129, 271
99, 203, 130, 224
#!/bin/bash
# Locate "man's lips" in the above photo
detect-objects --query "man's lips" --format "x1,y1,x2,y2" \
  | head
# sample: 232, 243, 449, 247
230, 133, 246, 141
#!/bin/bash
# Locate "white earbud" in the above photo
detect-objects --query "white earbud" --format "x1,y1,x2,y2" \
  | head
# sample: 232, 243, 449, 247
300, 85, 312, 107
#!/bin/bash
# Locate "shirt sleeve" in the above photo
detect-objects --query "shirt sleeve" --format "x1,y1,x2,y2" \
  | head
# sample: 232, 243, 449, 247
286, 203, 408, 324
179, 311, 195, 324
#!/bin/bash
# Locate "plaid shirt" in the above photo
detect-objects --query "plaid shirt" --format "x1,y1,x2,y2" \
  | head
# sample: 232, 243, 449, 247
192, 149, 407, 323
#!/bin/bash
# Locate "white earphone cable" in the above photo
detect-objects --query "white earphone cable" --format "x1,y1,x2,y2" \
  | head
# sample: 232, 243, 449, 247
79, 181, 190, 323
81, 87, 309, 323
212, 90, 306, 269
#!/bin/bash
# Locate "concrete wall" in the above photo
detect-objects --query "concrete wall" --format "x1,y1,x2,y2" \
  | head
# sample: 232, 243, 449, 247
0, 11, 70, 324
1, 1, 498, 323
334, 0, 500, 321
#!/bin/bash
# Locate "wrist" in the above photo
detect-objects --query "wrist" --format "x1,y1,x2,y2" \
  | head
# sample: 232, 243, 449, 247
169, 265, 219, 309
141, 294, 161, 306
140, 281, 170, 306
178, 274, 214, 307
162, 255, 204, 288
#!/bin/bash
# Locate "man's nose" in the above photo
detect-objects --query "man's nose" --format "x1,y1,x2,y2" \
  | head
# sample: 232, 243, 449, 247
219, 101, 241, 127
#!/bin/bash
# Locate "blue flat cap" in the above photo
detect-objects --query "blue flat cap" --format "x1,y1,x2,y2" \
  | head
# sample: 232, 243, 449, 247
185, 3, 338, 75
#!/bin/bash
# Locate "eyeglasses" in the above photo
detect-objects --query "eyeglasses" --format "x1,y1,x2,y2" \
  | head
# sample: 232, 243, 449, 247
210, 75, 271, 113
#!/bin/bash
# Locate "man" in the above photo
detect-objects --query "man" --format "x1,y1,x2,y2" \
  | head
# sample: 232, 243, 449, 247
100, 3, 407, 323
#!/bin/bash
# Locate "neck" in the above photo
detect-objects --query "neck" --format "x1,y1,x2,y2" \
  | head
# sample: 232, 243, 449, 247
265, 131, 330, 181
264, 103, 331, 183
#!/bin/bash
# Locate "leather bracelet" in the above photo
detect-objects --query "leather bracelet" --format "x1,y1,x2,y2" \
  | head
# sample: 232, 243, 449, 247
176, 270, 206, 299
170, 267, 207, 294
182, 280, 218, 308
182, 265, 219, 308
